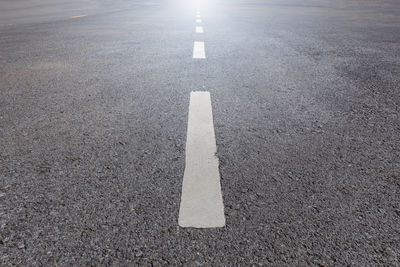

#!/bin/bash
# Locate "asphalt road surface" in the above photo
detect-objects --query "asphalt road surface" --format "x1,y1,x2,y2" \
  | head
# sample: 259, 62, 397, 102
1, 0, 400, 265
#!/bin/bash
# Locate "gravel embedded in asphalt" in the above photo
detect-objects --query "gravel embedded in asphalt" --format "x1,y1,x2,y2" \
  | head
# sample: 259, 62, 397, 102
1, 0, 399, 265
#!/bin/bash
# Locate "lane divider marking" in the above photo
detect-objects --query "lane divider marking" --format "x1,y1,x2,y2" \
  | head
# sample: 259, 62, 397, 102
193, 41, 206, 59
71, 15, 87, 19
196, 26, 204, 33
178, 91, 225, 228
196, 19, 202, 23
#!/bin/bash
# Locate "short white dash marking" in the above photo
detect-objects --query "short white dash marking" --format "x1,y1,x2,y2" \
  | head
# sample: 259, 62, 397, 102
196, 19, 202, 23
193, 41, 205, 59
71, 15, 87, 19
196, 14, 201, 18
196, 26, 204, 33
178, 91, 225, 228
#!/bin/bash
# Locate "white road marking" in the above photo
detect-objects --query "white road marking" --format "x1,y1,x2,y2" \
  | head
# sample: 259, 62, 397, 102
71, 15, 87, 19
178, 91, 225, 228
196, 19, 202, 23
196, 26, 204, 33
196, 14, 201, 18
193, 42, 205, 59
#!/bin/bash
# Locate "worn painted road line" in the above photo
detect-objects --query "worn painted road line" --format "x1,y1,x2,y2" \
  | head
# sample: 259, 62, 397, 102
178, 91, 225, 228
71, 15, 87, 19
196, 14, 201, 18
193, 42, 206, 59
196, 26, 204, 33
196, 19, 202, 23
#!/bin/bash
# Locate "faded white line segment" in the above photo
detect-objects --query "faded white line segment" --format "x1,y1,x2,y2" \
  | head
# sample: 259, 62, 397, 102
193, 42, 205, 59
71, 15, 87, 19
178, 91, 225, 228
196, 19, 202, 23
196, 26, 204, 33
196, 14, 201, 18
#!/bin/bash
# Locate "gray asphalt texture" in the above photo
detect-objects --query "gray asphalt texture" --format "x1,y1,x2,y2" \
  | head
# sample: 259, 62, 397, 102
1, 0, 400, 265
